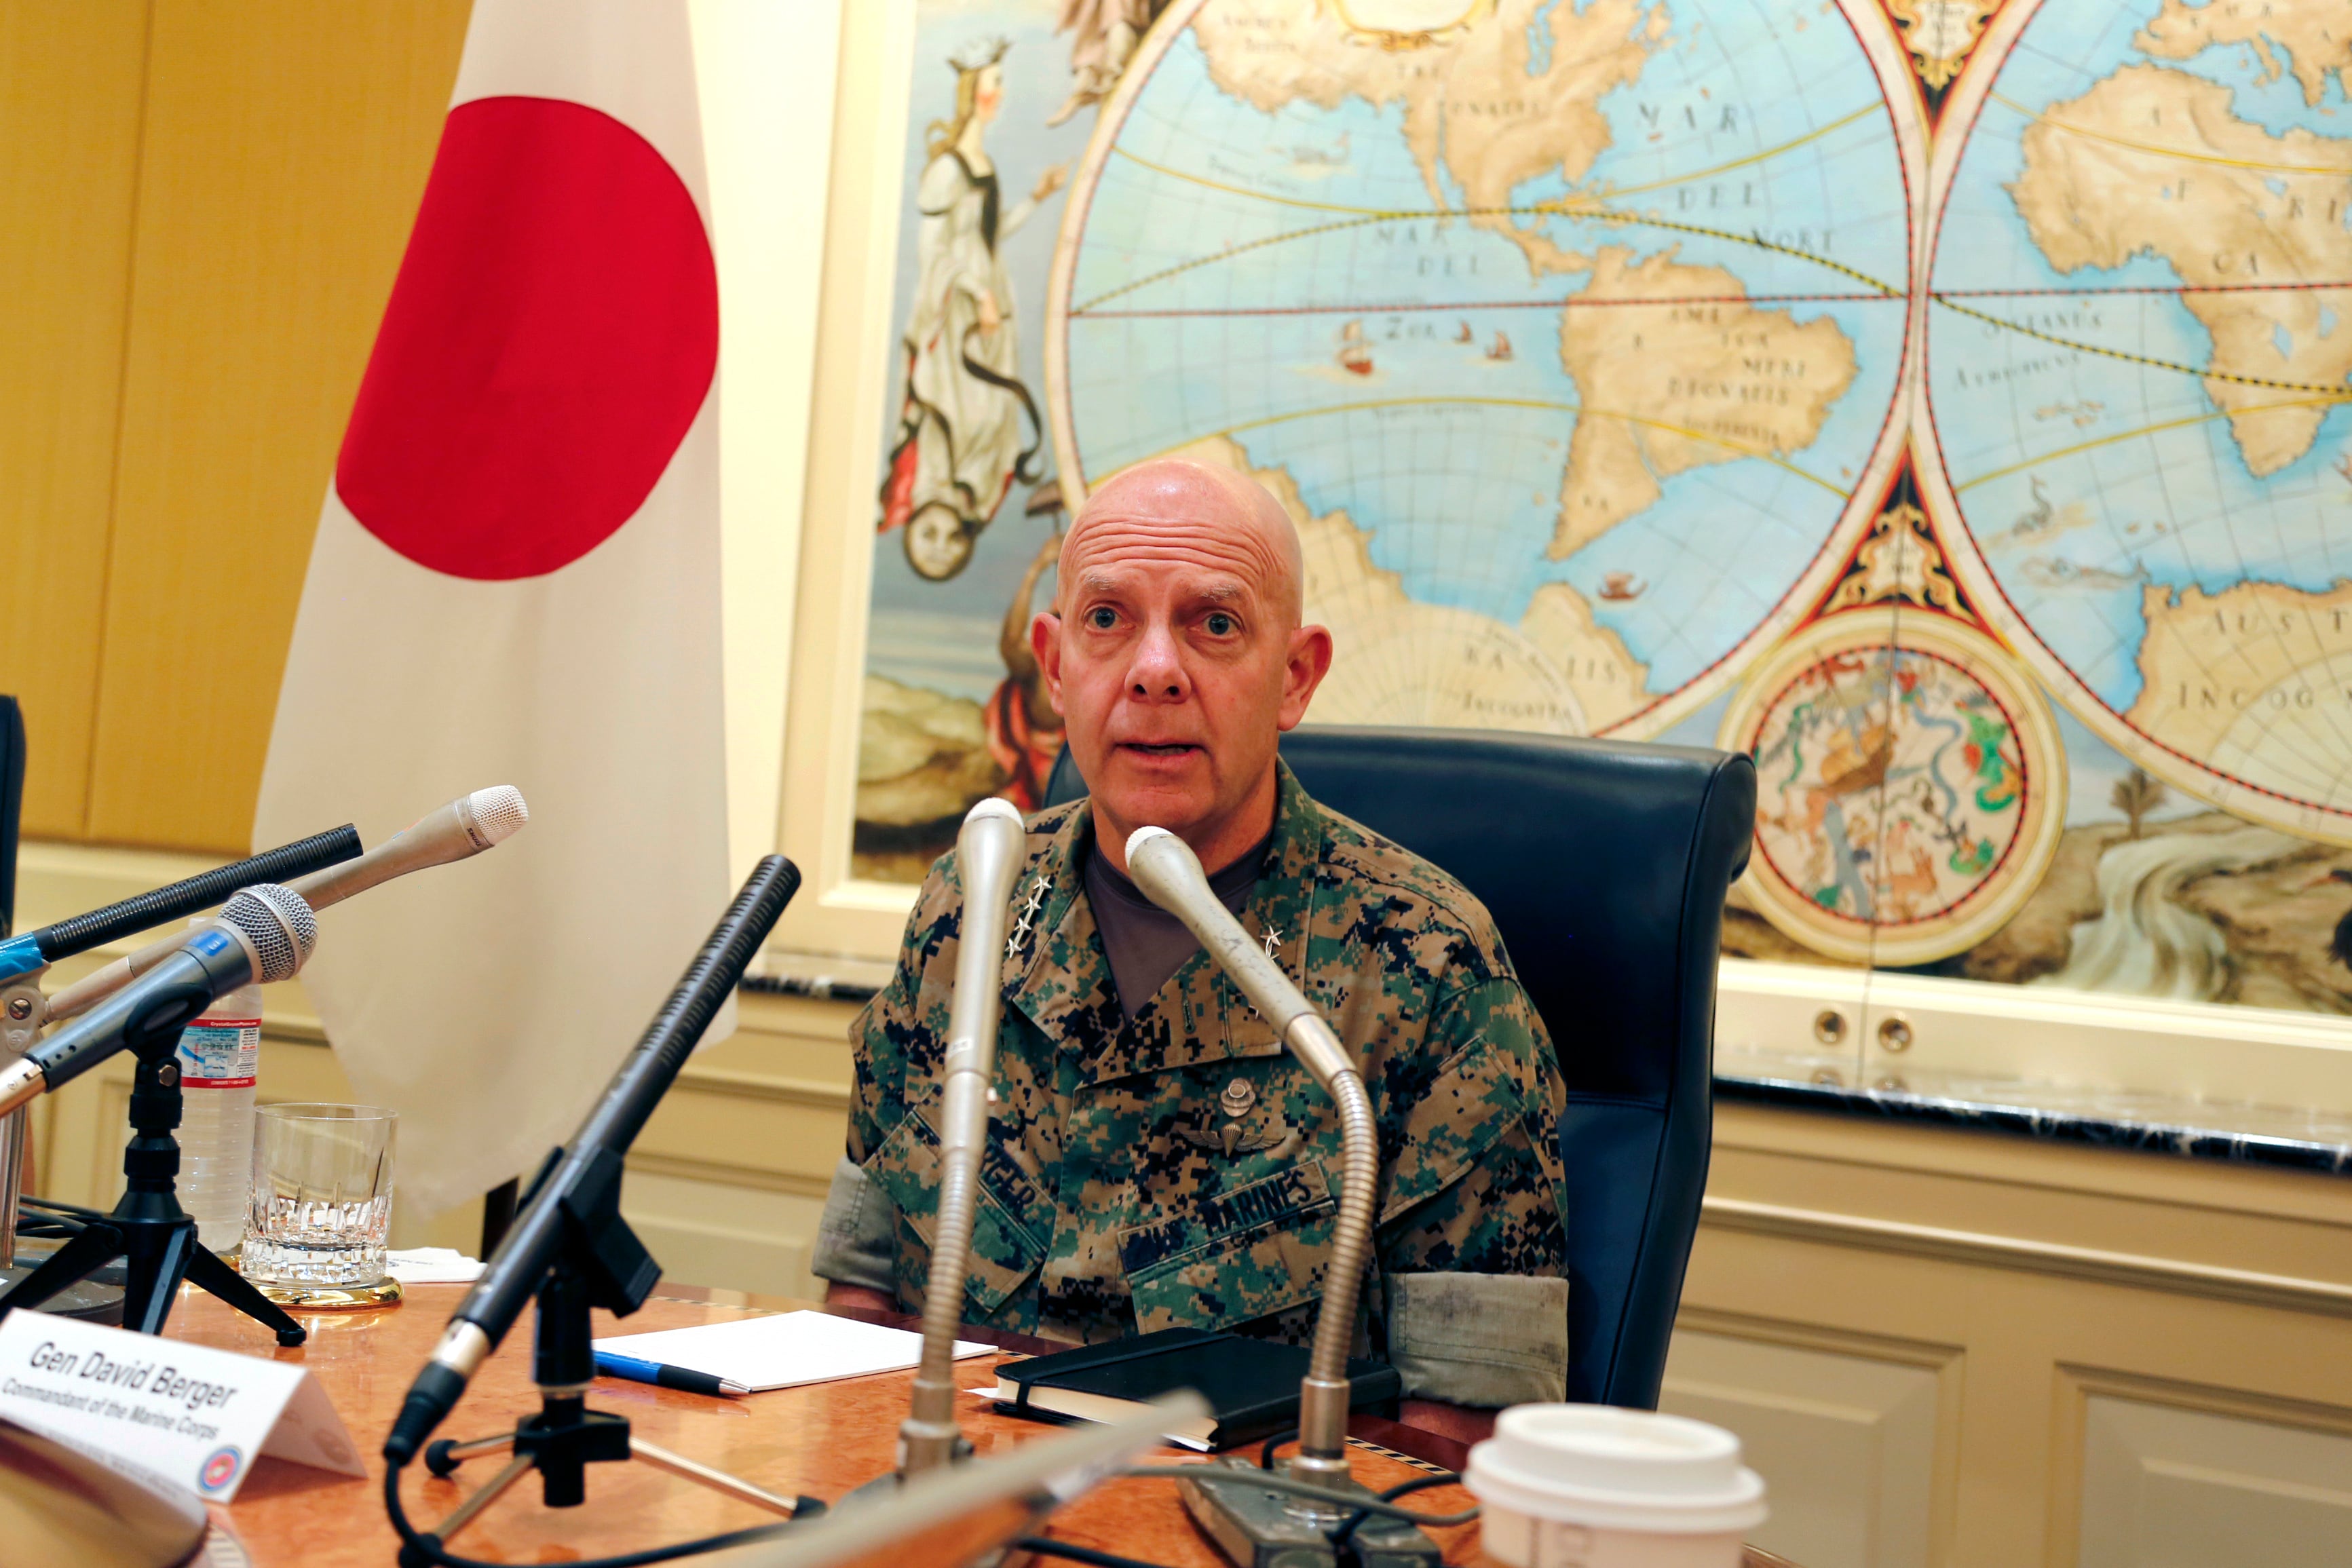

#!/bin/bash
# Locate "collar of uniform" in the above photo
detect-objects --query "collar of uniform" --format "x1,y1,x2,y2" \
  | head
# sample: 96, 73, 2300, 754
1002, 760, 1330, 1088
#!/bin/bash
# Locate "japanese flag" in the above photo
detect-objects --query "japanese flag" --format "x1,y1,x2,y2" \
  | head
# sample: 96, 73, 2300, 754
256, 0, 730, 1215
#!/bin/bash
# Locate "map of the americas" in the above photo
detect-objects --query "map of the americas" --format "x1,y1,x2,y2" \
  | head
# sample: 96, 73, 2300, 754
1050, 0, 1914, 741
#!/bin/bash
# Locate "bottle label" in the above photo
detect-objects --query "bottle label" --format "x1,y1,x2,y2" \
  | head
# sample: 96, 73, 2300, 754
177, 1020, 260, 1089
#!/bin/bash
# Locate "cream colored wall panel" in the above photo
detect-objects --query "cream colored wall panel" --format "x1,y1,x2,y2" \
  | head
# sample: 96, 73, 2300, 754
1662, 1327, 1945, 1568
630, 1094, 848, 1196
2077, 1394, 2352, 1568
1710, 1104, 2352, 1292
622, 1166, 825, 1300
87, 0, 470, 852
0, 1, 149, 839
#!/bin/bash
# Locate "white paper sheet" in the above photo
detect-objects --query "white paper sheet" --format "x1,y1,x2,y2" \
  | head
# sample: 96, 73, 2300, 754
387, 1247, 487, 1284
591, 1310, 992, 1392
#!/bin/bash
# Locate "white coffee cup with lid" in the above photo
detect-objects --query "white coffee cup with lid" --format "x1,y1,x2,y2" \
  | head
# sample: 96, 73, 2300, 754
1464, 1404, 1766, 1568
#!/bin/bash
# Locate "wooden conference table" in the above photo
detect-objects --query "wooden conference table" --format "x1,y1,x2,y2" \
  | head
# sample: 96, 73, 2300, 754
160, 1282, 1793, 1566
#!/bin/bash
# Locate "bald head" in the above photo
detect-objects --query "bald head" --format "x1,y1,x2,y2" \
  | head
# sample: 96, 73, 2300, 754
1059, 458, 1304, 626
1033, 456, 1331, 875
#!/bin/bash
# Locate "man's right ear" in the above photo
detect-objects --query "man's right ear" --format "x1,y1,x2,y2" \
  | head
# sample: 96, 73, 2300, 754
1031, 611, 1065, 711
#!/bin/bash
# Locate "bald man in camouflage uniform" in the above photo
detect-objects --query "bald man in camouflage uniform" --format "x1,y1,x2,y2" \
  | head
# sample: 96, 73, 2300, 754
816, 459, 1570, 1435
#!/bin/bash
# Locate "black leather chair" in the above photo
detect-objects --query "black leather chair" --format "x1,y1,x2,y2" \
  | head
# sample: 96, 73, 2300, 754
1044, 725, 1756, 1409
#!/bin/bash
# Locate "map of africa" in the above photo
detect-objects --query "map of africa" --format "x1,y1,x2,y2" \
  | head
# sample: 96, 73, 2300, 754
1046, 0, 1918, 740
1922, 0, 2352, 847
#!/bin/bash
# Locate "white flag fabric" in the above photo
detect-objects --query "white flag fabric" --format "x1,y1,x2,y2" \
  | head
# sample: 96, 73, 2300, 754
256, 0, 730, 1214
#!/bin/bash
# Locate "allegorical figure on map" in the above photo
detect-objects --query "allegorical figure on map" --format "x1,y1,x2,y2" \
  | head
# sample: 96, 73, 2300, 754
1048, 0, 1171, 126
878, 38, 1069, 581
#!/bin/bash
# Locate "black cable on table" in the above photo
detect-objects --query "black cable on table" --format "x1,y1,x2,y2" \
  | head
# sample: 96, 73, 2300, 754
1257, 1426, 1297, 1470
381, 1457, 812, 1568
1327, 1470, 1463, 1550
1016, 1535, 1181, 1568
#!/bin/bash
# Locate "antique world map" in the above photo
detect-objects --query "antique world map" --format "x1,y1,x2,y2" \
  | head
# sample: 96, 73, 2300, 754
861, 0, 2352, 1012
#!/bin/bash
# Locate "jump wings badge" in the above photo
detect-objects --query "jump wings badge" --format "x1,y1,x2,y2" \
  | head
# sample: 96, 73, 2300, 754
1179, 1076, 1304, 1161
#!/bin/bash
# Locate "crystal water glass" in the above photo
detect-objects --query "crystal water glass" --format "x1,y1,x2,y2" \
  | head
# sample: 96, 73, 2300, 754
239, 1103, 396, 1287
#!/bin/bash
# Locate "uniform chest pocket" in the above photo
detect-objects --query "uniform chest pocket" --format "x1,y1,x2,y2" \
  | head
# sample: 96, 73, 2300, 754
1115, 1158, 1338, 1334
865, 1095, 1047, 1318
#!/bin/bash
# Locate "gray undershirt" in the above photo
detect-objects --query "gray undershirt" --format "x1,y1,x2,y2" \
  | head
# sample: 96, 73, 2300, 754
1084, 827, 1272, 1018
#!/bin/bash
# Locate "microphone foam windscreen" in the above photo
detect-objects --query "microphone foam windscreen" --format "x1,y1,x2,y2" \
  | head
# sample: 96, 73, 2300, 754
220, 884, 317, 983
468, 786, 529, 845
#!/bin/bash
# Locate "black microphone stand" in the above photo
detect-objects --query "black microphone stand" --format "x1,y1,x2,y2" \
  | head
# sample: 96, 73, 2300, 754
385, 858, 821, 1568
402, 1149, 814, 1565
0, 1005, 306, 1344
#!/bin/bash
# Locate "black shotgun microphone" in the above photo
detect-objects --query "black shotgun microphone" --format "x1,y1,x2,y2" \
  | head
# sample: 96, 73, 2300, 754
0, 884, 317, 1113
0, 826, 357, 985
383, 855, 801, 1464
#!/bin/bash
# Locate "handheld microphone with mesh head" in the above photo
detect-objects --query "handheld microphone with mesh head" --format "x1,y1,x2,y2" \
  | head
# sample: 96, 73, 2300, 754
44, 788, 527, 1024
0, 884, 317, 1115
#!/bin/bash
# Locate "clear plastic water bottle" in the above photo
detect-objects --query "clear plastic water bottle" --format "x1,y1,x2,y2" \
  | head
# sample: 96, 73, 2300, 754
173, 919, 261, 1252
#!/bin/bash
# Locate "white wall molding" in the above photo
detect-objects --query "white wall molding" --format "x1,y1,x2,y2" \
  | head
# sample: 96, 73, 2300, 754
1701, 1195, 2352, 1318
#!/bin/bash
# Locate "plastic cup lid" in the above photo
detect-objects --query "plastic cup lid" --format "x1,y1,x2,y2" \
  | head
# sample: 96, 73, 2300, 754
1464, 1404, 1768, 1535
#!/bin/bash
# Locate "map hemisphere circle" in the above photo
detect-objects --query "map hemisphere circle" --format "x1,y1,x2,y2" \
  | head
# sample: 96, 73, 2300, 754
1720, 608, 2068, 966
1914, 0, 2352, 848
1046, 0, 1923, 742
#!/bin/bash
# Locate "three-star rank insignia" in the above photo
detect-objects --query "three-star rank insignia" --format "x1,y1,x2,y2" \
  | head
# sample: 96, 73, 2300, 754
1004, 873, 1050, 963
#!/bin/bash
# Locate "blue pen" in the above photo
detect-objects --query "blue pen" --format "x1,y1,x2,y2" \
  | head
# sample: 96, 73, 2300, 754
593, 1352, 752, 1398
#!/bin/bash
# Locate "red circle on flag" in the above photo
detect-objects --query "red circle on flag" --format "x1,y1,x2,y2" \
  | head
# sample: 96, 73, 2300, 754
336, 96, 717, 581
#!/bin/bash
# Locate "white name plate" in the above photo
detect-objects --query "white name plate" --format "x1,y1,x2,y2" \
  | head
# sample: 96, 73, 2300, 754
0, 1309, 364, 1502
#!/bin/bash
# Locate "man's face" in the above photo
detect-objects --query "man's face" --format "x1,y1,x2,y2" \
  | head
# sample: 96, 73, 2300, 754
1032, 465, 1331, 865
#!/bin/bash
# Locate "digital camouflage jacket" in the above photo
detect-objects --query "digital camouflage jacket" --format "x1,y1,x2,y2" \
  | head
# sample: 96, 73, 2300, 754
828, 763, 1571, 1391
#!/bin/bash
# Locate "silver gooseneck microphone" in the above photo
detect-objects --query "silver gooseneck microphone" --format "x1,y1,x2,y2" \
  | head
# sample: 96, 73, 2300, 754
1125, 826, 1374, 1492
900, 796, 1029, 1477
43, 786, 528, 1024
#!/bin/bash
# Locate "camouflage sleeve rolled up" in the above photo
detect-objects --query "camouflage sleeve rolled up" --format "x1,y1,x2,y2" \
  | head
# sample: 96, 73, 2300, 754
1371, 973, 1572, 1405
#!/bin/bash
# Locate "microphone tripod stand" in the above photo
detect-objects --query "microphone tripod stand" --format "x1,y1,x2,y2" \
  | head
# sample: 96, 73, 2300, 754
401, 1156, 820, 1567
0, 1013, 307, 1345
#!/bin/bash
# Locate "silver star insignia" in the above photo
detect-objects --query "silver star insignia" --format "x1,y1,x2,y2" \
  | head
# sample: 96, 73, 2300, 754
1262, 927, 1284, 957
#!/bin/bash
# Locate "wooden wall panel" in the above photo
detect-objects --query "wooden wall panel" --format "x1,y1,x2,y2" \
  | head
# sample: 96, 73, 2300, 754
1661, 1324, 1952, 1568
0, 3, 151, 838
84, 0, 469, 853
2074, 1390, 2352, 1567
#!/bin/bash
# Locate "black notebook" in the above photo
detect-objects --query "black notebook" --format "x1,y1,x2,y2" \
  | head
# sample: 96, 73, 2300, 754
993, 1326, 1402, 1451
